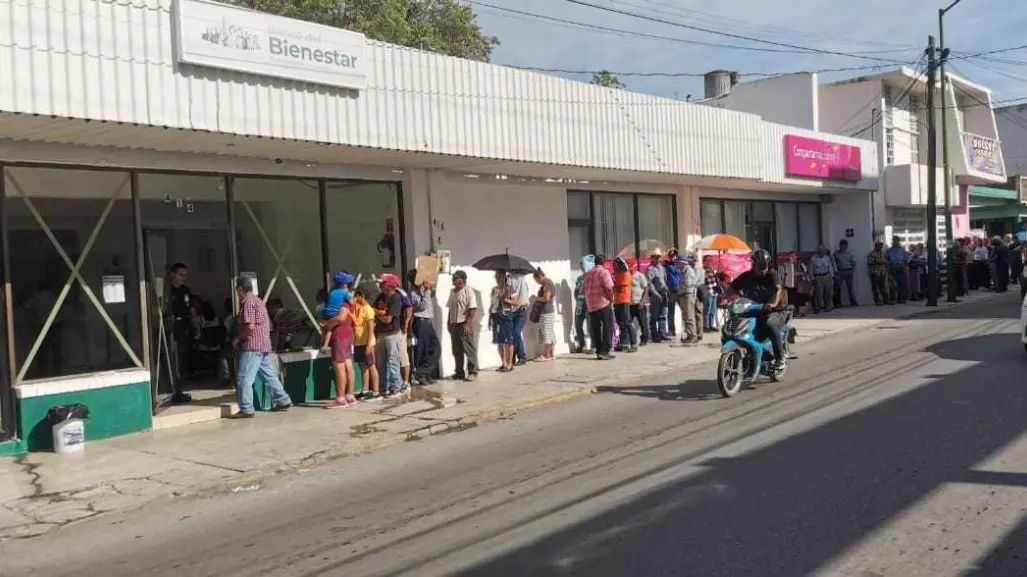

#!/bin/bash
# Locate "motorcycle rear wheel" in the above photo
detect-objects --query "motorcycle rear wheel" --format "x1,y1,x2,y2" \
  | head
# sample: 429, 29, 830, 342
717, 349, 745, 397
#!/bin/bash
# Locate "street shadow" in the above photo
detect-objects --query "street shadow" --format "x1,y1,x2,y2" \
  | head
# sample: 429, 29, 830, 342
447, 330, 1026, 576
926, 333, 1018, 363
596, 379, 722, 401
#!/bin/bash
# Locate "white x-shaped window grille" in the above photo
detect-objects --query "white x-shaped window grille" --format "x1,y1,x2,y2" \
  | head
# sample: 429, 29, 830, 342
239, 200, 319, 330
5, 172, 144, 384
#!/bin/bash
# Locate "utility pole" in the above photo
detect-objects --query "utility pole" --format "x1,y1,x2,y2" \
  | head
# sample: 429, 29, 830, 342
925, 35, 939, 307
939, 1, 963, 302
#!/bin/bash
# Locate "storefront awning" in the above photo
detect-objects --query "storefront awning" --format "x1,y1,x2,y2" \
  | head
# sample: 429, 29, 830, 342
969, 203, 1027, 221
968, 185, 1019, 200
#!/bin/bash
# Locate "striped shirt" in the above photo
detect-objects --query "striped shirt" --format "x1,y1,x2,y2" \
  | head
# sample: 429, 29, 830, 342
238, 294, 273, 353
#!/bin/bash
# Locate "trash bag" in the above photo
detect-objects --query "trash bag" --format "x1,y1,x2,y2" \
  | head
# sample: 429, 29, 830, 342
46, 404, 90, 426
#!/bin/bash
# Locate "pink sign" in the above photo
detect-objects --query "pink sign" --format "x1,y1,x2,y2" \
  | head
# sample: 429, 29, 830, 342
784, 135, 862, 181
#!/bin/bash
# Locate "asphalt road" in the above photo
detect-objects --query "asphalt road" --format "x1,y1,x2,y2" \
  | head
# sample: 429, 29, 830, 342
3, 294, 1026, 577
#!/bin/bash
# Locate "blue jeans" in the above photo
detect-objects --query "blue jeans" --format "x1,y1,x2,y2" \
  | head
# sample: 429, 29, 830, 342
376, 332, 404, 393
648, 299, 667, 340
666, 297, 677, 335
512, 307, 528, 362
705, 293, 718, 329
236, 351, 292, 415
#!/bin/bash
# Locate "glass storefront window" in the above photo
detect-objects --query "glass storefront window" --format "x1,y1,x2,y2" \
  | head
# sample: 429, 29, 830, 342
592, 193, 635, 258
4, 167, 143, 382
775, 203, 799, 253
700, 199, 722, 237
723, 201, 747, 240
566, 191, 677, 264
324, 181, 403, 298
234, 178, 322, 347
798, 203, 821, 251
638, 195, 675, 255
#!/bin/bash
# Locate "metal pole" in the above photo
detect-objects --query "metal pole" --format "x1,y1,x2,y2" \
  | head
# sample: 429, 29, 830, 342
939, 10, 958, 302
925, 35, 940, 307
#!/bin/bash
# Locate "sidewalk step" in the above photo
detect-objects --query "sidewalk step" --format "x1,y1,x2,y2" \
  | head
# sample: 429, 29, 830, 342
151, 405, 226, 431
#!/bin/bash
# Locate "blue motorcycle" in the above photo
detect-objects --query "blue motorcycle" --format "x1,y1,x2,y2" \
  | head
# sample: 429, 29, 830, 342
716, 297, 797, 397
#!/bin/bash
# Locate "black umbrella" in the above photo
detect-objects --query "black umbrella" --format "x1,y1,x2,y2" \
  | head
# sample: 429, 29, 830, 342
472, 251, 536, 274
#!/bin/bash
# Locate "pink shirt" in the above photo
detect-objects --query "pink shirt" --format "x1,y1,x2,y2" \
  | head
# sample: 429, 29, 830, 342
583, 266, 614, 312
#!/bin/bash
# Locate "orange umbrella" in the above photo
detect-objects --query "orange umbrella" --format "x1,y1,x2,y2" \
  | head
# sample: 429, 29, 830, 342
694, 234, 750, 253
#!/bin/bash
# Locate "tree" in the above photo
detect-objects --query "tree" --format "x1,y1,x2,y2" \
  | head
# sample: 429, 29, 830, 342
590, 69, 626, 89
232, 0, 499, 62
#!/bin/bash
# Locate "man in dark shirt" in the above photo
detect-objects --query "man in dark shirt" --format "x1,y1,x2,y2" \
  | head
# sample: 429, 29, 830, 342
374, 274, 406, 396
727, 249, 787, 370
167, 262, 193, 403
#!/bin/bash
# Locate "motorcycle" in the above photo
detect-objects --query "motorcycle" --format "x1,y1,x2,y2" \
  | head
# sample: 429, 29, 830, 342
716, 297, 797, 398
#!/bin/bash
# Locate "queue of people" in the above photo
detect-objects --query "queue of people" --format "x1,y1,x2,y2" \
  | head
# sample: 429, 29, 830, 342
572, 249, 721, 361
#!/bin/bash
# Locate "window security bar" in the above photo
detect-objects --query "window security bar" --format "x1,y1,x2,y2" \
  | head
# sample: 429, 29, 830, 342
5, 174, 143, 384
239, 201, 318, 330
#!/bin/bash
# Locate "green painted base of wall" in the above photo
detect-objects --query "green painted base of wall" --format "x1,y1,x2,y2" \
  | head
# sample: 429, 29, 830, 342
15, 381, 152, 452
253, 357, 365, 410
0, 439, 26, 457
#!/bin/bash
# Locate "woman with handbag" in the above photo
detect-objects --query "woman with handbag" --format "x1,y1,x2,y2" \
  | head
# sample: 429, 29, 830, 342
532, 268, 558, 361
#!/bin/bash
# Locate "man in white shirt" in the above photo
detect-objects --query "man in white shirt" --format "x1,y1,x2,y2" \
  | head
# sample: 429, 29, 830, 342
809, 245, 837, 313
507, 273, 532, 365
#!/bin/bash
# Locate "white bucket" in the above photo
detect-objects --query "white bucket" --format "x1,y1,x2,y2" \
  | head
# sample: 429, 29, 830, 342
52, 419, 86, 453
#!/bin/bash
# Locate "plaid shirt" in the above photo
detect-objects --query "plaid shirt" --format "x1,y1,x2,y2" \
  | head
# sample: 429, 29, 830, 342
238, 293, 273, 353
583, 266, 614, 312
866, 250, 888, 276
705, 268, 722, 296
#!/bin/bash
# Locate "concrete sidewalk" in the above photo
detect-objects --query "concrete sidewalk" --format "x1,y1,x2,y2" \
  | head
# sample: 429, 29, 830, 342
0, 290, 1004, 539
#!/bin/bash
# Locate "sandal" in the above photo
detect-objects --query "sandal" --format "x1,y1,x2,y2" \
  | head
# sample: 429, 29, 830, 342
324, 398, 350, 409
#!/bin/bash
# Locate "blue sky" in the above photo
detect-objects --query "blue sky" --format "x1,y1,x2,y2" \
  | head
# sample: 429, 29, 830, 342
470, 0, 1027, 103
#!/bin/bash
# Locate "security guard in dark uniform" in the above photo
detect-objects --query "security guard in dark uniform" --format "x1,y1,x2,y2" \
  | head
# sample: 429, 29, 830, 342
167, 262, 193, 403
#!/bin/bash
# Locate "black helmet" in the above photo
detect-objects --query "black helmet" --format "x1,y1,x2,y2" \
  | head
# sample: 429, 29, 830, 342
751, 249, 771, 270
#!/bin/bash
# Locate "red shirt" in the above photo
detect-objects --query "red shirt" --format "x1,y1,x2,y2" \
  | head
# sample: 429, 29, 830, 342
237, 294, 273, 353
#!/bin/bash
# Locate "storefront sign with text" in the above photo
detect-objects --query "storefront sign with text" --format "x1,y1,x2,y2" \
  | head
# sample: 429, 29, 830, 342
173, 0, 367, 90
963, 133, 1004, 177
783, 135, 862, 182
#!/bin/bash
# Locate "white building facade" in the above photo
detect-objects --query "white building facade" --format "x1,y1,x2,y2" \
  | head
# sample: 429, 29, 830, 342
0, 0, 878, 454
708, 67, 1007, 250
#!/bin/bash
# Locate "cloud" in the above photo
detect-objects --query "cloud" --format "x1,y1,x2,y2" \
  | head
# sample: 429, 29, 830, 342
472, 0, 1027, 101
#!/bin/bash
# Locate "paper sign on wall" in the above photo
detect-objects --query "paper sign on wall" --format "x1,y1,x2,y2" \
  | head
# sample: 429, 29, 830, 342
102, 275, 126, 304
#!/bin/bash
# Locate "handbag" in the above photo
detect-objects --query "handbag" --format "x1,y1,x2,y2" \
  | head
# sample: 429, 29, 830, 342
529, 301, 543, 324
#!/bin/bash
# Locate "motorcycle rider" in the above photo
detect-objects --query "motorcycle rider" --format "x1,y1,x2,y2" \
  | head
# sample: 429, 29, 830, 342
724, 249, 787, 371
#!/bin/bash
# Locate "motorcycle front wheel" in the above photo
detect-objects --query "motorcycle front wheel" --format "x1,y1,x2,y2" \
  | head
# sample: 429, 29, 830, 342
717, 349, 745, 397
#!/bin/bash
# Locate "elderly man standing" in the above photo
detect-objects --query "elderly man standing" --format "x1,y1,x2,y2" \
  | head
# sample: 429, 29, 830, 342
809, 244, 837, 313
507, 271, 532, 365
646, 249, 669, 343
885, 236, 911, 304
230, 275, 293, 419
678, 253, 703, 344
584, 254, 616, 360
833, 239, 859, 307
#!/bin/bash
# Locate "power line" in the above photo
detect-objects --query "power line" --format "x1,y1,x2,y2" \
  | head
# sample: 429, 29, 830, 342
839, 57, 927, 137
954, 43, 1027, 60
508, 63, 899, 78
617, 0, 920, 54
561, 0, 908, 64
466, 0, 859, 55
946, 63, 1027, 135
